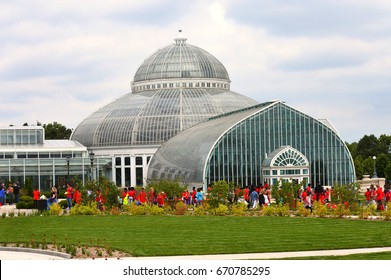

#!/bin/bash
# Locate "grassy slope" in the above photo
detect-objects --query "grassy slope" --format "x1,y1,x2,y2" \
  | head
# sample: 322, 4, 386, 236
1, 215, 391, 257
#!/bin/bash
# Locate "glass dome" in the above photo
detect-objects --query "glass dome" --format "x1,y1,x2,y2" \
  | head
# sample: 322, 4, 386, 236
133, 38, 230, 84
71, 38, 258, 147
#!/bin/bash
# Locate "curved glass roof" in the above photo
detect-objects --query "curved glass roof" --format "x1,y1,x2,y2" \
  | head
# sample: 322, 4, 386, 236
71, 88, 258, 147
147, 101, 355, 187
133, 38, 230, 84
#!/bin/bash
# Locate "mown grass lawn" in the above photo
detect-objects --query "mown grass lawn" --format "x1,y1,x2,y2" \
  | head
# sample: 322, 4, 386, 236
1, 215, 391, 257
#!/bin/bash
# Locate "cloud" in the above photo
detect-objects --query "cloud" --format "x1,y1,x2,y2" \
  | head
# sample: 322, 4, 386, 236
0, 0, 390, 143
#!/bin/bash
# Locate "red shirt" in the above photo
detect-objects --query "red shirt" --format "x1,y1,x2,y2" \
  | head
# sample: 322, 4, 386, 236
157, 193, 166, 206
376, 188, 383, 201
33, 189, 40, 200
128, 190, 136, 198
96, 191, 102, 203
66, 186, 73, 198
73, 190, 82, 204
243, 188, 249, 201
301, 191, 307, 201
365, 190, 371, 201
137, 190, 147, 203
148, 191, 155, 203
385, 191, 391, 202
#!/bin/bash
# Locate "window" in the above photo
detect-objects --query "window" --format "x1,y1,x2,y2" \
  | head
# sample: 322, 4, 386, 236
136, 157, 143, 165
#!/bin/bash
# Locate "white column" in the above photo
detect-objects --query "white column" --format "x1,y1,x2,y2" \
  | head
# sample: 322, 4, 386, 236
121, 156, 126, 187
111, 156, 116, 183
142, 155, 148, 186
131, 156, 136, 187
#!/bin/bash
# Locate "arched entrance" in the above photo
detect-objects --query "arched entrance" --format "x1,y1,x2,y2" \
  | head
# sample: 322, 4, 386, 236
262, 146, 310, 186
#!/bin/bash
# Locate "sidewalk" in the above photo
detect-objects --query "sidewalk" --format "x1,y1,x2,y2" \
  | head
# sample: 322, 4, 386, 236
0, 204, 34, 216
2, 246, 391, 260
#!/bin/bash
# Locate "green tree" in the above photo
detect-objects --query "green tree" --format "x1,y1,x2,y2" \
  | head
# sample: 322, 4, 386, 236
43, 122, 72, 139
148, 179, 186, 202
356, 135, 381, 159
207, 180, 231, 208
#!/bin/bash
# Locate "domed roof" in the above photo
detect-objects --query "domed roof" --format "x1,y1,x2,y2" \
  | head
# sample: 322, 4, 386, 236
71, 38, 259, 147
71, 88, 258, 147
133, 38, 230, 83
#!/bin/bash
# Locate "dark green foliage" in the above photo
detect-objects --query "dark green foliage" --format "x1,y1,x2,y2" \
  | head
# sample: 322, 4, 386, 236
331, 182, 361, 203
42, 122, 72, 140
271, 181, 303, 206
207, 180, 235, 208
346, 134, 391, 180
148, 178, 186, 201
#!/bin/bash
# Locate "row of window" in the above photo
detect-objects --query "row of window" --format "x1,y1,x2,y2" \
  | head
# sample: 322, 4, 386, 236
0, 129, 44, 145
263, 169, 309, 176
114, 156, 151, 166
0, 152, 83, 159
133, 81, 229, 92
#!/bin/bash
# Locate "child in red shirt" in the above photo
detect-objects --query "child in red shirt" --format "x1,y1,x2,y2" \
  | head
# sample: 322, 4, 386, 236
33, 188, 40, 209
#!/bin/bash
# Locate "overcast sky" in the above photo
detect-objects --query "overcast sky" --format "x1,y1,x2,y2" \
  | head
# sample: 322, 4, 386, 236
1, 0, 390, 143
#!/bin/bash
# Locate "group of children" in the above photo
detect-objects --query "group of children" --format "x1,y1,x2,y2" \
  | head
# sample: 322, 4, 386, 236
364, 184, 391, 210
120, 187, 167, 207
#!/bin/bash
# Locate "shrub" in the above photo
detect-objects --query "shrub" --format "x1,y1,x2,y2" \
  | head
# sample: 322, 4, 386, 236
382, 203, 391, 221
207, 180, 232, 208
232, 202, 247, 216
275, 204, 290, 217
332, 203, 350, 218
163, 204, 174, 215
175, 201, 187, 215
59, 200, 68, 209
130, 204, 148, 216
193, 206, 205, 216
69, 203, 100, 215
261, 205, 276, 216
19, 196, 33, 203
358, 206, 372, 219
296, 202, 311, 217
213, 204, 229, 216
149, 205, 165, 216
16, 202, 27, 209
49, 203, 63, 216
110, 206, 121, 215
313, 201, 329, 218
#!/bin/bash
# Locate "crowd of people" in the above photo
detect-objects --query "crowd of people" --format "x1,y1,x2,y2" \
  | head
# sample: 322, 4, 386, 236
3, 180, 391, 214
0, 182, 20, 206
364, 184, 391, 210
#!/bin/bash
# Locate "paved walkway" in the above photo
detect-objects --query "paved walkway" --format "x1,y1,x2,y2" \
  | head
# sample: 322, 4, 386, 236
2, 246, 391, 260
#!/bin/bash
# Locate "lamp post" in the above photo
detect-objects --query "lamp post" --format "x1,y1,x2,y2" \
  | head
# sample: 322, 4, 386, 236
89, 151, 95, 181
373, 155, 378, 179
66, 156, 70, 183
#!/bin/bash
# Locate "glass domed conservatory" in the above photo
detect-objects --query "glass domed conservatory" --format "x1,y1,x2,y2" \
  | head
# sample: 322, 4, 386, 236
147, 101, 355, 189
71, 38, 258, 187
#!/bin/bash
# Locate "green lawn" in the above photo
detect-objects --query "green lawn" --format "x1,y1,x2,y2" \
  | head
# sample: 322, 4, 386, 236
1, 215, 391, 257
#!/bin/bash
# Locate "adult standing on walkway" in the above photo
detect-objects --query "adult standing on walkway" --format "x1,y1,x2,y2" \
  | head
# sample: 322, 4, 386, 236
66, 183, 73, 210
13, 182, 20, 203
33, 187, 40, 209
0, 185, 5, 206
315, 182, 324, 202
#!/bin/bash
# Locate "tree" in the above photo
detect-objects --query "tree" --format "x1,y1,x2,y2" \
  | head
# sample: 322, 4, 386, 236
356, 135, 382, 159
43, 122, 72, 139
